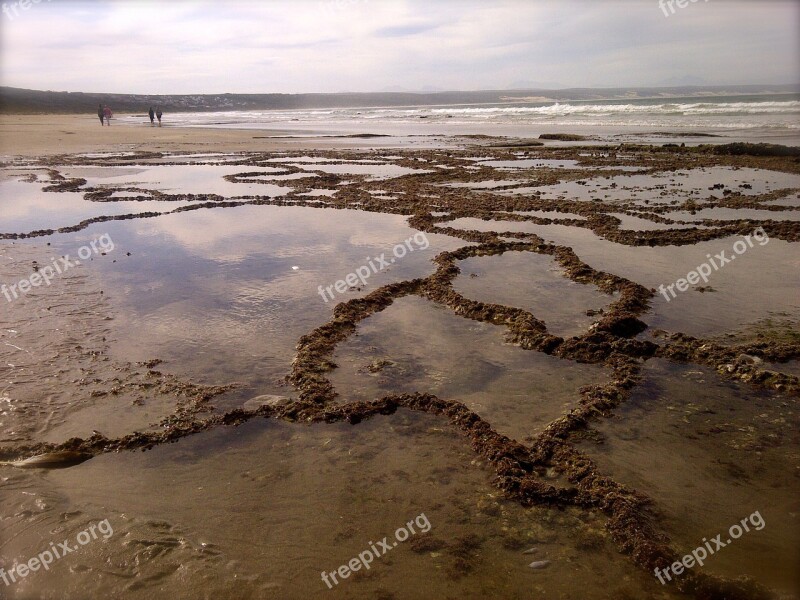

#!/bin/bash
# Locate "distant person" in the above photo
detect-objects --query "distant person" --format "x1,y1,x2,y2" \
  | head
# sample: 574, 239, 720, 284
148, 107, 155, 126
97, 104, 104, 126
156, 108, 163, 127
103, 105, 113, 126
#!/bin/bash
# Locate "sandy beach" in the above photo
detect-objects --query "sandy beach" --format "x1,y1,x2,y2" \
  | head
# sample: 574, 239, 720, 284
0, 115, 372, 157
2, 1, 799, 597
1, 126, 799, 599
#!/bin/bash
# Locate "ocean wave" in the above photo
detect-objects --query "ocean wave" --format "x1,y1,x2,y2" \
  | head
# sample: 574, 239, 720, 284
426, 101, 800, 117
142, 99, 800, 132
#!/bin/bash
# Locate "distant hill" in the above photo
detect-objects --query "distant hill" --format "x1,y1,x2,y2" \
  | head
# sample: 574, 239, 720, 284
1, 84, 797, 114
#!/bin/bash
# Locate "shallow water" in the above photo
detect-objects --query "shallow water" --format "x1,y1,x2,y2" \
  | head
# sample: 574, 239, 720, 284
0, 180, 194, 232
443, 217, 800, 338
665, 207, 800, 222
444, 180, 522, 190
575, 359, 800, 596
1, 198, 465, 444
329, 296, 608, 442
476, 158, 585, 170
2, 412, 682, 600
511, 209, 587, 221
610, 212, 698, 231
60, 164, 292, 197
452, 251, 613, 338
502, 167, 800, 206
25, 206, 465, 408
444, 217, 554, 236
286, 162, 432, 180
1, 149, 797, 599
765, 193, 800, 208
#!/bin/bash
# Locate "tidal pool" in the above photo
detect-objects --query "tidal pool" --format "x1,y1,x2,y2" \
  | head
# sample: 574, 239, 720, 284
1, 150, 797, 600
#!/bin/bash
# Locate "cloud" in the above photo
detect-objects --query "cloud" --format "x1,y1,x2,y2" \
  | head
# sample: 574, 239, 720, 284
374, 21, 444, 38
1, 0, 797, 93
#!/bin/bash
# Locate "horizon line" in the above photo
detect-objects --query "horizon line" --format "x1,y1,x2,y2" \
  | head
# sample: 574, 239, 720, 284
3, 83, 800, 97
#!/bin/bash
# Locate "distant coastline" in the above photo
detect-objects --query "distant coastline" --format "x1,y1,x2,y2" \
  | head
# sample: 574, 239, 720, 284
1, 83, 798, 115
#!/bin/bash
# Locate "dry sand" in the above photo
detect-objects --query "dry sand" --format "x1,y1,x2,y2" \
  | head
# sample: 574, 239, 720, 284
0, 114, 370, 157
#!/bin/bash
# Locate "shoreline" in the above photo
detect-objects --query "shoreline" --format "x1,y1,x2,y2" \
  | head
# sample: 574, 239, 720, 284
4, 114, 799, 159
0, 114, 392, 158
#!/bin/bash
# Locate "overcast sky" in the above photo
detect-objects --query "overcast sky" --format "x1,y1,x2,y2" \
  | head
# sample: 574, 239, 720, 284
1, 0, 798, 94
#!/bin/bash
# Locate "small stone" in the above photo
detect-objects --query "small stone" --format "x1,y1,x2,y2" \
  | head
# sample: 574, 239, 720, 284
243, 395, 291, 410
736, 354, 762, 366
476, 497, 500, 516
366, 359, 393, 373
528, 560, 550, 569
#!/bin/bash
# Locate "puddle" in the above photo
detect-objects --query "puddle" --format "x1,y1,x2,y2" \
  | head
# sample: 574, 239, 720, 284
22, 206, 465, 397
610, 213, 698, 231
297, 189, 338, 197
453, 251, 613, 338
575, 359, 799, 597
444, 217, 556, 236
665, 207, 800, 222
59, 165, 292, 197
288, 162, 432, 181
442, 219, 800, 338
0, 412, 678, 599
73, 152, 141, 159
477, 159, 585, 170
511, 209, 587, 221
0, 180, 193, 232
509, 167, 800, 205
268, 156, 384, 164
445, 180, 522, 190
764, 194, 800, 208
0, 243, 198, 444
329, 296, 608, 442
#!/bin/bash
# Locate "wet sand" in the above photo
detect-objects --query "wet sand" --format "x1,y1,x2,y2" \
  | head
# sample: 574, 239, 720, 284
1, 132, 799, 599
0, 115, 402, 158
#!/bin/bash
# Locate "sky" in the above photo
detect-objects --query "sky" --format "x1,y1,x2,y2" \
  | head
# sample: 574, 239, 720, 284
1, 0, 798, 94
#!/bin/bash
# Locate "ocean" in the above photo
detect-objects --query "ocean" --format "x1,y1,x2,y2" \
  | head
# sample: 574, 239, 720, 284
118, 93, 800, 142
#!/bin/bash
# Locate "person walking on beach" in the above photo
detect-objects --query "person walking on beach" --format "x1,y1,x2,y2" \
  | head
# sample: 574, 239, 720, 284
97, 104, 104, 126
156, 108, 163, 127
103, 105, 113, 126
148, 107, 155, 126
